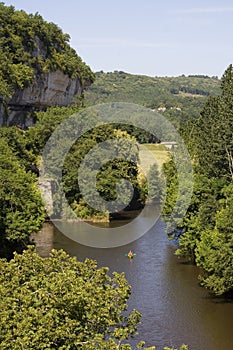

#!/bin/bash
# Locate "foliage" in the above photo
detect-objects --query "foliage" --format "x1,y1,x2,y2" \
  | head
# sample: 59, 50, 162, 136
27, 106, 81, 156
174, 175, 224, 259
0, 126, 37, 172
62, 125, 145, 219
193, 181, 233, 295
0, 3, 94, 99
184, 64, 233, 180
161, 157, 178, 220
161, 146, 193, 237
216, 183, 233, 234
195, 229, 233, 295
29, 105, 148, 220
146, 163, 163, 202
0, 138, 45, 258
0, 247, 138, 349
85, 71, 220, 107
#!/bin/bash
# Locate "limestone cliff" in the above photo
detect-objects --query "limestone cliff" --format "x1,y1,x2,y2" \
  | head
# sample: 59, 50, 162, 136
0, 3, 94, 128
11, 70, 83, 108
0, 70, 85, 128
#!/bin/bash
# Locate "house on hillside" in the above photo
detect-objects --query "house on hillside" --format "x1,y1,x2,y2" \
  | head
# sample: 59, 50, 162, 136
160, 141, 177, 149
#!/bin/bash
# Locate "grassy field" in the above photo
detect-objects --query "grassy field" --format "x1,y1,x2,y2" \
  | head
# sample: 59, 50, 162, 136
139, 143, 170, 174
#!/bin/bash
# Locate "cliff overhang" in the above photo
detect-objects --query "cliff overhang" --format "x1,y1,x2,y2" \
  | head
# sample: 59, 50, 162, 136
0, 69, 88, 128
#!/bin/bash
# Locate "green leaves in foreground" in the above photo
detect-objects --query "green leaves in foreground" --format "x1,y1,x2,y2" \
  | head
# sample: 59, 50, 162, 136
0, 247, 136, 349
0, 247, 187, 350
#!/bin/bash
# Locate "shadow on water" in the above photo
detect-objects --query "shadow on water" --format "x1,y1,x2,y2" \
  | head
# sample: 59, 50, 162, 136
33, 206, 233, 350
204, 291, 233, 304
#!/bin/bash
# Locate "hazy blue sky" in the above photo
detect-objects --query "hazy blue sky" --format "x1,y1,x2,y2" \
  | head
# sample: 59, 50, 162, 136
3, 0, 233, 77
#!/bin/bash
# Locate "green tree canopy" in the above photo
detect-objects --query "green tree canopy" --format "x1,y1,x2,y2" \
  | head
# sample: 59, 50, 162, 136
62, 126, 144, 219
0, 126, 37, 172
0, 138, 45, 258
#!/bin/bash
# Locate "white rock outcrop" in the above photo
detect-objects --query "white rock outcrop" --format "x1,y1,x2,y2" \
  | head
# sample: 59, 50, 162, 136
10, 70, 82, 108
0, 69, 85, 128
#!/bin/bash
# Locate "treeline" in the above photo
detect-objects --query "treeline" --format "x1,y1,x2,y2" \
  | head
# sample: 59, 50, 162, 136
0, 4, 219, 347
32, 106, 158, 220
0, 134, 45, 258
162, 64, 233, 296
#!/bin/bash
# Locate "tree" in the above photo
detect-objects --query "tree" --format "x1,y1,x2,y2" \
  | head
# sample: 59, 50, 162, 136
62, 126, 144, 219
174, 175, 224, 260
215, 183, 233, 234
0, 138, 45, 258
0, 126, 37, 173
27, 106, 81, 156
195, 230, 233, 295
190, 65, 233, 180
0, 247, 138, 349
191, 182, 233, 295
147, 163, 163, 202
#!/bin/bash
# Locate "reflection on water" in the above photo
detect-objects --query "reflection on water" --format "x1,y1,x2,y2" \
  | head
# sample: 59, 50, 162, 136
33, 208, 233, 350
49, 205, 161, 248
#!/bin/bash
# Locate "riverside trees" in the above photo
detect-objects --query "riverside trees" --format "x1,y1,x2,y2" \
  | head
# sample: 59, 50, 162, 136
162, 65, 233, 296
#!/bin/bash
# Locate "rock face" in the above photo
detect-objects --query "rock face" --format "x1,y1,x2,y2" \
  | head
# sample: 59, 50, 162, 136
0, 70, 84, 128
38, 178, 54, 218
11, 70, 83, 108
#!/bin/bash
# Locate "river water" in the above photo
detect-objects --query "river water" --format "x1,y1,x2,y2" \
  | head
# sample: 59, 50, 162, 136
33, 208, 233, 350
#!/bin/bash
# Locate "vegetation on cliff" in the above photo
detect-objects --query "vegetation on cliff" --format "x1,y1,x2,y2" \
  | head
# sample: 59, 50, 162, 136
0, 2, 94, 100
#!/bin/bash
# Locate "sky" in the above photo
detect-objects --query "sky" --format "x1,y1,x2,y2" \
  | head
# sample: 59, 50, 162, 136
3, 0, 233, 77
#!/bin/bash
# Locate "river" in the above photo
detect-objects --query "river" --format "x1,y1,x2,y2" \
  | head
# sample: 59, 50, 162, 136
33, 208, 233, 350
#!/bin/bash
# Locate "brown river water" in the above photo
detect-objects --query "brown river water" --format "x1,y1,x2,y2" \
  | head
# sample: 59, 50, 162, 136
33, 207, 233, 350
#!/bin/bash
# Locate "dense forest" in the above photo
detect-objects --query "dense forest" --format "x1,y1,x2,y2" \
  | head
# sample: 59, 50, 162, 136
1, 2, 233, 349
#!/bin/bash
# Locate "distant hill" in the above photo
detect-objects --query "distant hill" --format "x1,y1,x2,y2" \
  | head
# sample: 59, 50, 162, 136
84, 71, 221, 127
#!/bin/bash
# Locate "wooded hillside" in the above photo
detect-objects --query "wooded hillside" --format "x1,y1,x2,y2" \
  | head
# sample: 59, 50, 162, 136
85, 71, 221, 127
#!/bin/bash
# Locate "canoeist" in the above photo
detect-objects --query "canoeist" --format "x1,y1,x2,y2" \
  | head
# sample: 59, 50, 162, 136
126, 250, 136, 259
